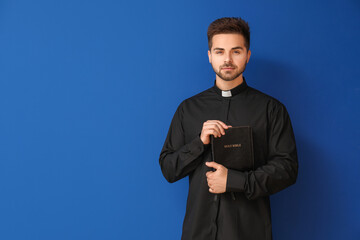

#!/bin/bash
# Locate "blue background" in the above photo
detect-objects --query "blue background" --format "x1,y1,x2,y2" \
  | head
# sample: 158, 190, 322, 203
0, 0, 359, 239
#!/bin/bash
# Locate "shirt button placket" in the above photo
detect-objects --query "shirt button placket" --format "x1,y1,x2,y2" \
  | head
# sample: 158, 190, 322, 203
212, 194, 221, 240
221, 98, 231, 124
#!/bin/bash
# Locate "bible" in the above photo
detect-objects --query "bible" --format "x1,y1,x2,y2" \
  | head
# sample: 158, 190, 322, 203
210, 126, 254, 171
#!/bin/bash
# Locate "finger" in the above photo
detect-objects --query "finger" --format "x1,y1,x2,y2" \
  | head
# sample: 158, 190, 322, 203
215, 122, 225, 135
209, 123, 222, 137
212, 123, 226, 135
205, 120, 231, 130
204, 123, 222, 137
205, 122, 224, 135
203, 128, 221, 138
204, 121, 232, 136
214, 120, 230, 130
205, 161, 221, 169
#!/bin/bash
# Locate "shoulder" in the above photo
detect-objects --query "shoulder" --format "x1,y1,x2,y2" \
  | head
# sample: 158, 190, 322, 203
247, 86, 287, 109
170, 86, 214, 120
246, 86, 290, 121
177, 86, 214, 108
247, 86, 282, 104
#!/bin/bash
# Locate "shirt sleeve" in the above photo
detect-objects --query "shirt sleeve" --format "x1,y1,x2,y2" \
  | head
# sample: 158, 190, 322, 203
159, 102, 207, 183
225, 101, 299, 200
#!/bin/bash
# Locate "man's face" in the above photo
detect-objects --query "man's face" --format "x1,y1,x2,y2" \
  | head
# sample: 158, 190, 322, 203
208, 33, 251, 82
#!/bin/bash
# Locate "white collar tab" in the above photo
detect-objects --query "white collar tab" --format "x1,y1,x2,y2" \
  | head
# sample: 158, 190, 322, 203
222, 90, 232, 97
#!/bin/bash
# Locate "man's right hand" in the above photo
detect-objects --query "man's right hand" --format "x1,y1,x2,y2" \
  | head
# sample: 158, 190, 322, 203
200, 120, 232, 145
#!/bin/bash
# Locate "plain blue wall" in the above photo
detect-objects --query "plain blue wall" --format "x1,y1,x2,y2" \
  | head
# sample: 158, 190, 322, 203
0, 0, 359, 239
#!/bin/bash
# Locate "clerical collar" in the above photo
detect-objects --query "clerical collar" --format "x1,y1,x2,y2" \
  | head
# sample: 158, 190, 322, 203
212, 77, 248, 97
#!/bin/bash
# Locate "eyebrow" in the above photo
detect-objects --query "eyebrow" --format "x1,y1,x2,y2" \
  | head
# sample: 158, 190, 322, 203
213, 46, 244, 51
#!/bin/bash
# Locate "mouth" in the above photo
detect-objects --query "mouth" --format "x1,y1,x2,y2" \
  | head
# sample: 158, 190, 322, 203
221, 67, 235, 70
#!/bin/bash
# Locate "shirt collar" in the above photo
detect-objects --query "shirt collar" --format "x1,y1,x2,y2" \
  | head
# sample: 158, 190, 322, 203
212, 77, 248, 97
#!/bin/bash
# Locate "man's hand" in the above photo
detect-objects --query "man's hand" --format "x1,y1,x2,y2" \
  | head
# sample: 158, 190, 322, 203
200, 120, 232, 145
205, 161, 228, 194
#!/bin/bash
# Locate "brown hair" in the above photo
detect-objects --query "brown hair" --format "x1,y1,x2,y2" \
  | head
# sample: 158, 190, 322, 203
207, 17, 250, 51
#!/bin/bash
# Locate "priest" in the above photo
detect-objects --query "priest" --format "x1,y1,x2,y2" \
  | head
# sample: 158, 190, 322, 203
159, 17, 298, 240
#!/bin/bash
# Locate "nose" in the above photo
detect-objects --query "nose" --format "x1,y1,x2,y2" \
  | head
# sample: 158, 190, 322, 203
224, 52, 232, 63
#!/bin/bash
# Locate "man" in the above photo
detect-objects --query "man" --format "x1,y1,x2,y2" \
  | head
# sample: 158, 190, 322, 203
159, 17, 298, 240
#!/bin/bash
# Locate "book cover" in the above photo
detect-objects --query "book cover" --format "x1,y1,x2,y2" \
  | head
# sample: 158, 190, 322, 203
210, 126, 254, 171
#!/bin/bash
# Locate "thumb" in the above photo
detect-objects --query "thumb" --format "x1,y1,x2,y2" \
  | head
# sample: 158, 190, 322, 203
205, 161, 221, 169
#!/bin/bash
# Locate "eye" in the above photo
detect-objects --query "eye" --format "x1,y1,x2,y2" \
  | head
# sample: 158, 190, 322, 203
233, 50, 241, 54
215, 51, 223, 54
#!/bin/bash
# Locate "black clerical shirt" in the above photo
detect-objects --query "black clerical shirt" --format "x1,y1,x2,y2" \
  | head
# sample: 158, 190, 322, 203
159, 78, 298, 240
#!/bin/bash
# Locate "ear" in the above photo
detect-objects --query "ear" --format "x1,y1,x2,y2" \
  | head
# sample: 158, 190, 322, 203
208, 50, 212, 63
246, 49, 251, 63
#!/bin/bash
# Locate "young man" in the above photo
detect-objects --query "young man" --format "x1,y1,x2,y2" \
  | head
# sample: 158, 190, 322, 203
159, 17, 298, 240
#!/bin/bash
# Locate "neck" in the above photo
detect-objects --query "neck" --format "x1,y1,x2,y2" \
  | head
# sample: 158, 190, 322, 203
215, 74, 244, 90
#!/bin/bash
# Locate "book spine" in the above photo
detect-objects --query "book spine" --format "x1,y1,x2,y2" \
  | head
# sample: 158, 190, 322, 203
210, 135, 215, 162
210, 135, 216, 171
210, 135, 218, 201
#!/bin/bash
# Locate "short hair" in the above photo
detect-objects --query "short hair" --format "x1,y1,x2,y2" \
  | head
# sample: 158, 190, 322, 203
207, 17, 250, 51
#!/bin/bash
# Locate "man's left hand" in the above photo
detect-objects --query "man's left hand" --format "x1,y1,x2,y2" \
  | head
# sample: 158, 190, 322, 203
205, 161, 228, 194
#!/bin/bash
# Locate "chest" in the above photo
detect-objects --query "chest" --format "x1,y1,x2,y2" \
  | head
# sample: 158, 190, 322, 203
182, 97, 270, 149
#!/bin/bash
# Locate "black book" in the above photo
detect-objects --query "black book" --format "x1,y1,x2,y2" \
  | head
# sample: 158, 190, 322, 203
210, 126, 254, 171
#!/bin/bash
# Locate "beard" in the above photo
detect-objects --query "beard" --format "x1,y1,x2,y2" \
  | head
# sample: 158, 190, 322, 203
212, 62, 247, 81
